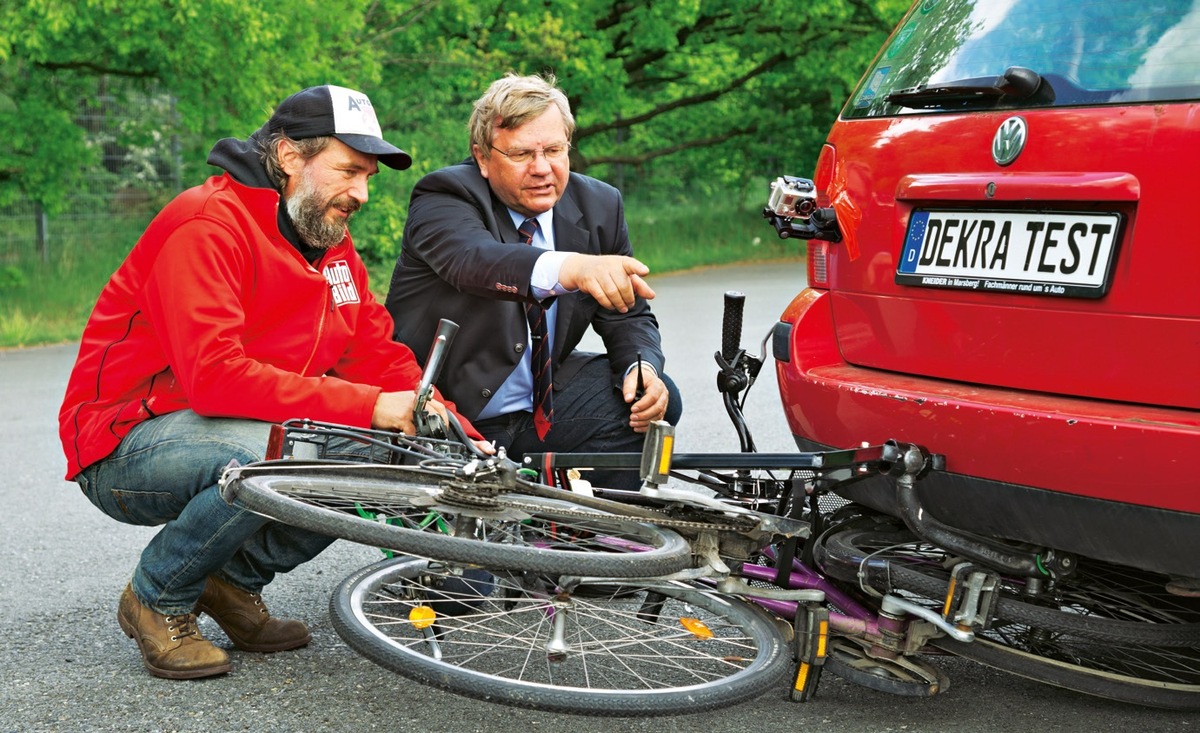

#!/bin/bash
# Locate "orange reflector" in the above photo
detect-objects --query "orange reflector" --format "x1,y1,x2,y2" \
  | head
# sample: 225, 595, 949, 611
816, 619, 829, 658
658, 435, 674, 475
409, 605, 437, 630
794, 662, 811, 690
680, 617, 714, 639
942, 576, 959, 617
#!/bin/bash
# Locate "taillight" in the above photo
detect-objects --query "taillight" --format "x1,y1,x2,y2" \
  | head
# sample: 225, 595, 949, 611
807, 145, 836, 288
808, 241, 830, 288
265, 423, 285, 460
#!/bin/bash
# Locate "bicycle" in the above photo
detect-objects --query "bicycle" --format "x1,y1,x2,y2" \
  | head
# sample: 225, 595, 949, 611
220, 279, 1200, 715
217, 297, 967, 715
223, 433, 952, 715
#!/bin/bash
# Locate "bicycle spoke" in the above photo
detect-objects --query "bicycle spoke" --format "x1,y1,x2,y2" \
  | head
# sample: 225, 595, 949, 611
330, 557, 789, 715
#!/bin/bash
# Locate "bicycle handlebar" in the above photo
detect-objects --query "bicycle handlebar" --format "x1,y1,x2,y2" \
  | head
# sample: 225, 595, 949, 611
415, 319, 459, 438
721, 291, 745, 363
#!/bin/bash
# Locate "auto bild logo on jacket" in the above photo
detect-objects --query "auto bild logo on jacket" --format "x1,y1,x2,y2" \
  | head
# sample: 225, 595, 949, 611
323, 260, 360, 306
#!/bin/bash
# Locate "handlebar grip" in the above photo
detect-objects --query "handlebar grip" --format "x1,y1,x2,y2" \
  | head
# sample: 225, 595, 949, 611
721, 291, 746, 362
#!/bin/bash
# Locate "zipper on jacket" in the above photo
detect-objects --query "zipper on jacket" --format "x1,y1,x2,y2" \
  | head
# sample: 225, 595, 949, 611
299, 279, 331, 376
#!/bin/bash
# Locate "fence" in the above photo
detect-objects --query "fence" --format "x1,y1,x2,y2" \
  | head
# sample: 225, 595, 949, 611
0, 82, 182, 263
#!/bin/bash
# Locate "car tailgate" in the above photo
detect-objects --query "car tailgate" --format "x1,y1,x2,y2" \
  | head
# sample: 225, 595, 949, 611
826, 105, 1200, 410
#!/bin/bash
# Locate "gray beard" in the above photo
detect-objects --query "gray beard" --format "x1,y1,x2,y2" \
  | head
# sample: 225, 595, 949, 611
286, 173, 351, 250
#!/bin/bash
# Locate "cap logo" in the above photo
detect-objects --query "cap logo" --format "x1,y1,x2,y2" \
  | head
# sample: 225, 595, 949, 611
328, 85, 383, 140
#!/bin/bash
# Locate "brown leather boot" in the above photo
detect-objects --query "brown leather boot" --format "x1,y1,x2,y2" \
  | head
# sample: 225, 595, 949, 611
117, 583, 231, 679
195, 575, 311, 652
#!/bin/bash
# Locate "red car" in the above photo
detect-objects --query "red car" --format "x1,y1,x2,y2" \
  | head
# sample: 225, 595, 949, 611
769, 0, 1200, 581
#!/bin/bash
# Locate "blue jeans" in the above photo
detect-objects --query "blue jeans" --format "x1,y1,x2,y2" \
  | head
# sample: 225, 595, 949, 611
473, 357, 683, 490
76, 410, 369, 615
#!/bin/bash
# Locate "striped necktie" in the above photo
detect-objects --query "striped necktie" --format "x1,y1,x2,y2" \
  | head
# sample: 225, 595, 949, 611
519, 218, 554, 439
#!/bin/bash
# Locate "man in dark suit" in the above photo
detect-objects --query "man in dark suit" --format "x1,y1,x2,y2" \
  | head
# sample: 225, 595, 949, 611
386, 73, 680, 488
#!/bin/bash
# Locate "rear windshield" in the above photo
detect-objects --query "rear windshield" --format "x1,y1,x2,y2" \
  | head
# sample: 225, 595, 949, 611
846, 0, 1200, 118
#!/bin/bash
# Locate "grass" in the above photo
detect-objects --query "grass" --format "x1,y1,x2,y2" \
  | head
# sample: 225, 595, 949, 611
0, 194, 802, 349
624, 195, 802, 274
0, 213, 160, 348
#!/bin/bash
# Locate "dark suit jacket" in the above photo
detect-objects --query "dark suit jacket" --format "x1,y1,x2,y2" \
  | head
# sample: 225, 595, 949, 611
385, 160, 665, 420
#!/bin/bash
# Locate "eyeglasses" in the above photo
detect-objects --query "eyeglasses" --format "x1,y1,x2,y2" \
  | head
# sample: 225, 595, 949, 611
488, 143, 572, 165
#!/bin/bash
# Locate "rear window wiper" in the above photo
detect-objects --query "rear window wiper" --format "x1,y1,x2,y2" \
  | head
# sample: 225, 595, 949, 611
886, 66, 1050, 109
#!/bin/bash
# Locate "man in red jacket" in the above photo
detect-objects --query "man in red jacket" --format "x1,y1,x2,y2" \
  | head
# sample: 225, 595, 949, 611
59, 85, 484, 680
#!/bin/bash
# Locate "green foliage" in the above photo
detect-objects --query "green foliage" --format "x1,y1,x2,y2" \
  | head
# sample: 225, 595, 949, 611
1, 0, 910, 263
625, 191, 803, 274
0, 264, 27, 290
0, 307, 39, 346
347, 0, 908, 260
0, 0, 381, 208
0, 210, 155, 347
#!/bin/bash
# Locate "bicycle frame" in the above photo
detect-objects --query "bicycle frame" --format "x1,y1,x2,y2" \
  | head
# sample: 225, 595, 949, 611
524, 436, 971, 700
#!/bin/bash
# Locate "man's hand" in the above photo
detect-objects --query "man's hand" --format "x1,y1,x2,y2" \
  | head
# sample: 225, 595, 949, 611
622, 367, 669, 433
558, 254, 656, 312
371, 391, 495, 454
372, 390, 437, 435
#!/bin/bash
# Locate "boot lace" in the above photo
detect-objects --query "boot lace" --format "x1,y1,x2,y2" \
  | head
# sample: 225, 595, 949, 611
164, 613, 200, 642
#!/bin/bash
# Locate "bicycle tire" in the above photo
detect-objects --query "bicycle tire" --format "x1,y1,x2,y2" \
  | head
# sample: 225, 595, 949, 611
330, 555, 791, 716
223, 464, 691, 578
817, 523, 1200, 647
816, 520, 1200, 709
931, 635, 1200, 711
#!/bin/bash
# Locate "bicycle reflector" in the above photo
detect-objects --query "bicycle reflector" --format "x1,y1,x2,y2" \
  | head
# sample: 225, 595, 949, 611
639, 420, 675, 486
408, 605, 437, 630
679, 617, 714, 640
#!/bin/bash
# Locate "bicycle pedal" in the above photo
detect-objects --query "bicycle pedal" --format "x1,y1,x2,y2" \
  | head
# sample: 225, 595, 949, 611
790, 603, 829, 702
941, 563, 1000, 631
639, 420, 674, 486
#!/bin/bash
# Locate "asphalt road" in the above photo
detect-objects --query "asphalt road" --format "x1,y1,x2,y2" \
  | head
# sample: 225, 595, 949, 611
1, 262, 1189, 732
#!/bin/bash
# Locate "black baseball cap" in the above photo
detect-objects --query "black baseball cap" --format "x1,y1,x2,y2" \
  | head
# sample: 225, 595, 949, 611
266, 85, 412, 170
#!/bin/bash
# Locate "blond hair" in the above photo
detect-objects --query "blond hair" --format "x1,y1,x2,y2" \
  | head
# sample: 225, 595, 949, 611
469, 73, 575, 155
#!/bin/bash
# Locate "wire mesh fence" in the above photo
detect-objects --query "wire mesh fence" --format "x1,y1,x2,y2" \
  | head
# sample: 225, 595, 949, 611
0, 81, 182, 264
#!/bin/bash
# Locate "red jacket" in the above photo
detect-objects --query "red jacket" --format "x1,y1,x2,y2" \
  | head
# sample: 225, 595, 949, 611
60, 173, 467, 478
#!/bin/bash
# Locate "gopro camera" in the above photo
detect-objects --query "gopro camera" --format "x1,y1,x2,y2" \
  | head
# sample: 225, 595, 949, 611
767, 176, 817, 219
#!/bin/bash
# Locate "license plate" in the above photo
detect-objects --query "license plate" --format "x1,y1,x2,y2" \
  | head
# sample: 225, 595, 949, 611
896, 210, 1122, 298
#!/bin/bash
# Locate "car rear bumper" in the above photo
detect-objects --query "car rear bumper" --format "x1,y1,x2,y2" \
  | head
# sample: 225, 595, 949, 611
775, 288, 1200, 575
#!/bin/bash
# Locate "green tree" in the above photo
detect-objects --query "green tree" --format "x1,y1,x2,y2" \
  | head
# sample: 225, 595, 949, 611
1, 0, 909, 260
0, 0, 380, 212
350, 0, 909, 258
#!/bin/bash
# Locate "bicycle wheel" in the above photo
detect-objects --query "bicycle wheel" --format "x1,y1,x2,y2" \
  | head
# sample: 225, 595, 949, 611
223, 463, 691, 578
817, 521, 1200, 646
330, 556, 791, 716
815, 518, 1200, 709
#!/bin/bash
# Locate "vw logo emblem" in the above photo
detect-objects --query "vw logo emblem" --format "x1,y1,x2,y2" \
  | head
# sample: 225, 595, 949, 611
992, 116, 1027, 166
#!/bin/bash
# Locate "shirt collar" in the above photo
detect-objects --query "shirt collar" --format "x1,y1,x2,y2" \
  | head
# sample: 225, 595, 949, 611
507, 208, 554, 248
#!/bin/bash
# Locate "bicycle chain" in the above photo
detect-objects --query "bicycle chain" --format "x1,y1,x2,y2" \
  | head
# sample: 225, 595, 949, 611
437, 483, 757, 534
